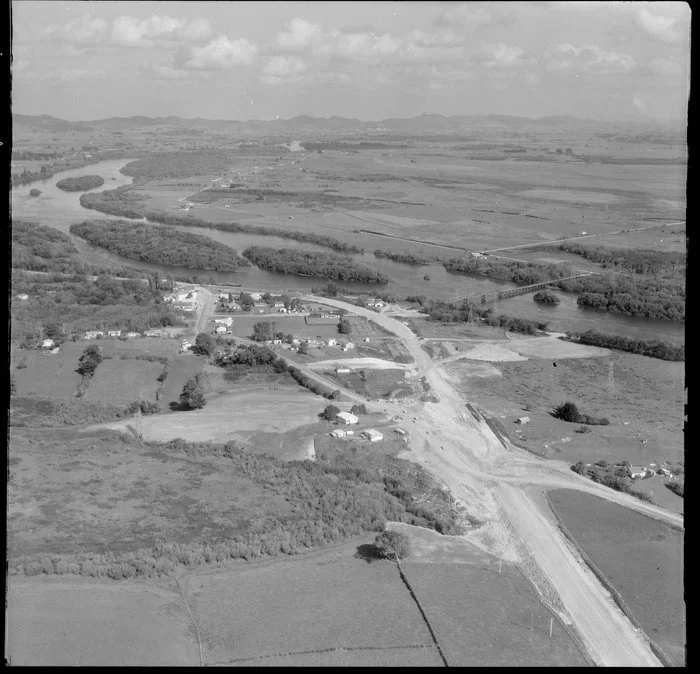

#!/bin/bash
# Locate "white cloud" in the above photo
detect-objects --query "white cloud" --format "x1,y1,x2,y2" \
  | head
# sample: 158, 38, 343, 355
433, 4, 492, 28
262, 55, 307, 77
318, 30, 402, 59
649, 57, 683, 76
57, 68, 107, 82
487, 44, 526, 68
111, 15, 213, 47
42, 14, 107, 43
184, 36, 257, 70
275, 18, 323, 52
546, 44, 636, 74
152, 65, 189, 80
635, 8, 685, 43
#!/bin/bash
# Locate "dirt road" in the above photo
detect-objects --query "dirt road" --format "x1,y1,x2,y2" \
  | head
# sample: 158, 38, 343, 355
302, 294, 675, 666
194, 286, 215, 335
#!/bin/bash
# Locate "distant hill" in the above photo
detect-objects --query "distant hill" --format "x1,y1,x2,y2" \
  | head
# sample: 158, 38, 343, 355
13, 112, 674, 137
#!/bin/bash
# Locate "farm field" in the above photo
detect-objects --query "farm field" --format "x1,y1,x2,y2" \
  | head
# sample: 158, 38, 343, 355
11, 347, 83, 399
227, 314, 339, 340
82, 358, 163, 403
7, 576, 200, 666
184, 540, 435, 665
442, 352, 684, 468
91, 387, 324, 443
546, 489, 685, 667
8, 427, 292, 560
333, 367, 414, 399
95, 337, 180, 358
400, 561, 589, 666
159, 353, 205, 411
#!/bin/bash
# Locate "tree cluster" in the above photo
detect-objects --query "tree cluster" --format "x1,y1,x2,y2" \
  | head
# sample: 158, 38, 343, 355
533, 289, 560, 304
242, 246, 389, 284
56, 175, 105, 192
180, 376, 206, 410
569, 329, 684, 362
443, 256, 573, 286
554, 401, 609, 426
70, 219, 249, 271
557, 242, 685, 277
76, 345, 103, 377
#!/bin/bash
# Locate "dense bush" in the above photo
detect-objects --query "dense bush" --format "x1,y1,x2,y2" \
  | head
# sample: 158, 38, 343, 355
533, 289, 560, 304
70, 219, 249, 271
568, 329, 684, 362
242, 246, 388, 284
14, 437, 462, 578
76, 345, 103, 377
373, 249, 435, 265
56, 175, 105, 192
180, 376, 206, 410
192, 332, 217, 356
444, 256, 573, 285
423, 300, 547, 335
373, 530, 411, 561
554, 401, 609, 425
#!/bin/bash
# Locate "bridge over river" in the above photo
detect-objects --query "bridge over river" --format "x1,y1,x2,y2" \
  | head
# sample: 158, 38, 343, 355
449, 272, 602, 305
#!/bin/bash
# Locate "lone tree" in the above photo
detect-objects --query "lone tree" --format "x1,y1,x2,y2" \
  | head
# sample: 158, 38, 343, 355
553, 401, 581, 423
373, 530, 410, 562
76, 344, 103, 377
350, 403, 367, 415
180, 376, 206, 410
192, 332, 217, 356
338, 319, 351, 335
322, 404, 340, 421
252, 322, 272, 342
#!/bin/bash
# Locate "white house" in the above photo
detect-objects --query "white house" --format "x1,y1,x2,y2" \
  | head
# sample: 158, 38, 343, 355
336, 367, 351, 374
42, 338, 54, 349
273, 339, 283, 345
16, 293, 29, 301
84, 330, 103, 340
330, 429, 348, 438
278, 307, 288, 313
180, 341, 192, 352
215, 316, 233, 326
215, 325, 227, 334
250, 292, 262, 301
627, 465, 647, 479
327, 338, 337, 347
125, 332, 140, 339
273, 301, 285, 308
145, 328, 164, 337
515, 416, 530, 425
107, 330, 122, 337
339, 340, 355, 351
50, 347, 60, 354
364, 337, 371, 343
336, 411, 359, 425
363, 429, 383, 442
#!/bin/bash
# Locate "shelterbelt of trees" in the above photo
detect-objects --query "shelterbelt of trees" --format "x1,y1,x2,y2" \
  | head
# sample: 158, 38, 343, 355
373, 249, 437, 265
56, 175, 105, 192
242, 246, 389, 284
556, 241, 686, 277
70, 219, 249, 272
557, 274, 684, 322
568, 329, 684, 361
80, 186, 363, 253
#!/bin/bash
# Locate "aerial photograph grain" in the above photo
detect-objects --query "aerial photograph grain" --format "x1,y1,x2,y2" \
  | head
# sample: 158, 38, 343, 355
7, 0, 686, 667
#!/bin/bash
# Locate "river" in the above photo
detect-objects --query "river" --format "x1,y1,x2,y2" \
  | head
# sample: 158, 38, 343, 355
11, 159, 684, 345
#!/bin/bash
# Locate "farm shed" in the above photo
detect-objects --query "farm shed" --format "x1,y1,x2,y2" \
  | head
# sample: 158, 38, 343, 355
336, 411, 359, 425
363, 429, 383, 442
327, 338, 337, 347
215, 325, 227, 334
84, 331, 104, 340
330, 429, 348, 438
107, 330, 121, 337
516, 416, 530, 425
627, 465, 647, 479
41, 339, 54, 349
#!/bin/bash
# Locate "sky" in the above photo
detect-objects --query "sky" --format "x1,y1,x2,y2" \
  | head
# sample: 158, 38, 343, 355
10, 1, 691, 123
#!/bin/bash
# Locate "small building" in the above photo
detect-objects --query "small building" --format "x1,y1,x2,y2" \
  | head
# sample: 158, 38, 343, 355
363, 429, 383, 442
394, 428, 407, 436
16, 293, 29, 301
278, 307, 288, 313
364, 337, 371, 343
336, 411, 359, 425
84, 330, 104, 340
273, 339, 283, 345
373, 301, 385, 308
50, 347, 60, 354
215, 325, 227, 334
41, 338, 55, 349
336, 367, 351, 374
215, 316, 233, 326
327, 338, 337, 347
515, 416, 530, 425
292, 338, 301, 346
627, 465, 647, 479
250, 292, 262, 301
273, 301, 285, 307
339, 340, 355, 352
145, 329, 164, 337
107, 330, 121, 337
330, 429, 347, 438
125, 331, 140, 339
